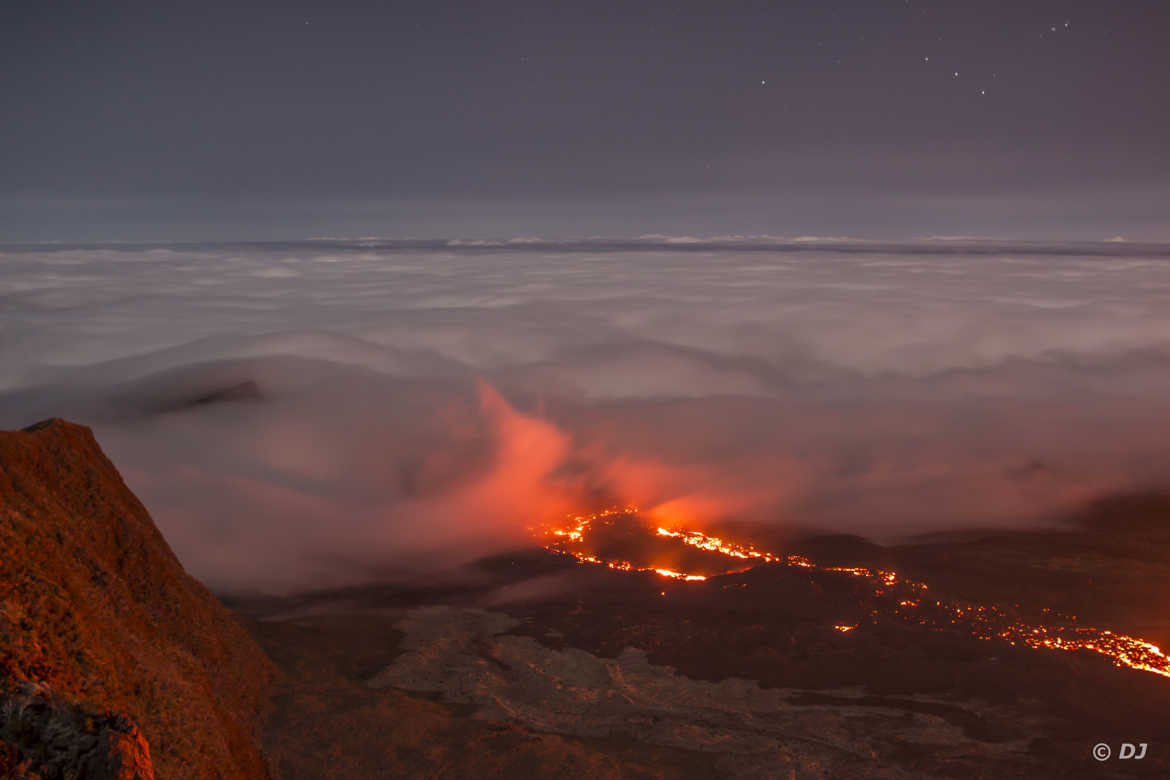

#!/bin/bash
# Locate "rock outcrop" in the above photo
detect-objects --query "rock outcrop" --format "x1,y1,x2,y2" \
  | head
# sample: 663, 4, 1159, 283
1, 680, 154, 779
0, 419, 275, 778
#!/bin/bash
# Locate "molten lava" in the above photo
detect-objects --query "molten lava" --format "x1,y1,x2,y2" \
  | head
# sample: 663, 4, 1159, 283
542, 508, 1170, 680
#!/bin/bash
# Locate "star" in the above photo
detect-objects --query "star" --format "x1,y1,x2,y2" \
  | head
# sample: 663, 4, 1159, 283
923, 56, 930, 63
953, 71, 959, 78
760, 79, 766, 86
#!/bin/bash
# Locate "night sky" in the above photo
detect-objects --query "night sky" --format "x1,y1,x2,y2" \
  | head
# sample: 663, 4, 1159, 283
3, 1, 1168, 240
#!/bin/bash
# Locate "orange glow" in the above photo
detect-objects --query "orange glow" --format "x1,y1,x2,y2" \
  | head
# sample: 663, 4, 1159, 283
542, 507, 1170, 680
654, 568, 709, 582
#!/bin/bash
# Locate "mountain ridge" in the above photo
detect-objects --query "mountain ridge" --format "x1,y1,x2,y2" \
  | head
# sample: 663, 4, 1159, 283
0, 418, 275, 778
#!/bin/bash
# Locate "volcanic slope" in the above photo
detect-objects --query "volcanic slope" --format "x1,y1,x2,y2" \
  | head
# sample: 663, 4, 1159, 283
0, 419, 275, 778
243, 507, 1170, 778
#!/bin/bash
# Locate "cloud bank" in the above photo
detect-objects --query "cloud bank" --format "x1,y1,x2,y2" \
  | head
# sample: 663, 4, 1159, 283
2, 239, 1170, 592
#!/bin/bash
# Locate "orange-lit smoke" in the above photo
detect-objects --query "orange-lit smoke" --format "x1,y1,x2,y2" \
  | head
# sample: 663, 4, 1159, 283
384, 381, 585, 558
579, 448, 809, 532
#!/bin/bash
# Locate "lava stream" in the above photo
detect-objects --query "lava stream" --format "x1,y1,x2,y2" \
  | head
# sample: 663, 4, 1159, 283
541, 508, 1170, 680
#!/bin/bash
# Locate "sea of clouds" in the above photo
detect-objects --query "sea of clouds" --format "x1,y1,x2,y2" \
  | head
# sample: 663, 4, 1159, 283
3, 237, 1170, 592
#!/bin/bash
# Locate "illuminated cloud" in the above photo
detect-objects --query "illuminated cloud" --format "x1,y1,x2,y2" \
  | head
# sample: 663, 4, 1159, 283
2, 239, 1170, 590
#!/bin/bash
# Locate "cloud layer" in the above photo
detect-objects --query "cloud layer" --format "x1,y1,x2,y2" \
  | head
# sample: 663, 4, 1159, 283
2, 239, 1170, 592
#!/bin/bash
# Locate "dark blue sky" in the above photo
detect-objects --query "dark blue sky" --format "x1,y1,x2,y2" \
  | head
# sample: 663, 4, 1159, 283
3, 0, 1168, 240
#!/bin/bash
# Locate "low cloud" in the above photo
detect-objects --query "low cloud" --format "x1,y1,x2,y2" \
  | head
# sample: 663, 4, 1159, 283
2, 240, 1170, 592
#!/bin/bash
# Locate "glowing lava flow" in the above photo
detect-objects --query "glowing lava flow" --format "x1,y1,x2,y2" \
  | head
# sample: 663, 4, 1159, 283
546, 508, 709, 581
542, 508, 1170, 680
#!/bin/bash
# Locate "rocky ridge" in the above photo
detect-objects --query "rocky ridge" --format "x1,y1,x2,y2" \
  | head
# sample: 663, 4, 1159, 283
0, 419, 275, 778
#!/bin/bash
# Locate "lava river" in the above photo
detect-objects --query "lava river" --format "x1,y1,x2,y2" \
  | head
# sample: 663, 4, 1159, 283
540, 508, 1170, 680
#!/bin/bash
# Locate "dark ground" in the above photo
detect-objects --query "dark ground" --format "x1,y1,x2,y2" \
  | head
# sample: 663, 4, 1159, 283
233, 493, 1170, 779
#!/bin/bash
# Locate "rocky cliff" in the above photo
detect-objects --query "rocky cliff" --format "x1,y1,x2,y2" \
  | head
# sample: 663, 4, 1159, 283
0, 419, 275, 778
